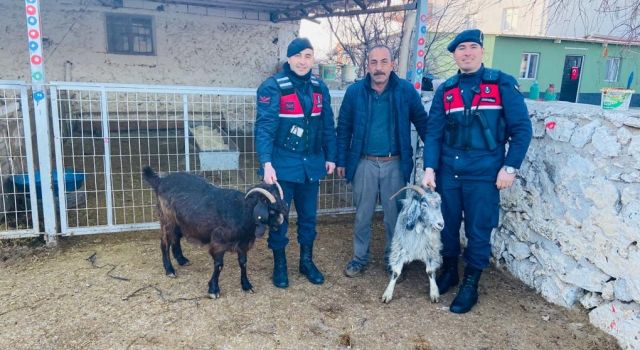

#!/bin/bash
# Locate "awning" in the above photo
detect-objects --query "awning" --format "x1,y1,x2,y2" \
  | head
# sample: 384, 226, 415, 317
145, 0, 417, 22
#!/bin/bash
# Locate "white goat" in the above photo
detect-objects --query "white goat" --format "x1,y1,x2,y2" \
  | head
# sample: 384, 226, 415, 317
382, 185, 444, 303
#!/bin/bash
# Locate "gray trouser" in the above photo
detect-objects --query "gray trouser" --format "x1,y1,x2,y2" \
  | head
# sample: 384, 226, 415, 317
351, 159, 404, 266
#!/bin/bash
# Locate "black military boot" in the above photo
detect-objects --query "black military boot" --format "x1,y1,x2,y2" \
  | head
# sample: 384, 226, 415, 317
272, 248, 289, 288
299, 244, 324, 284
436, 256, 459, 294
449, 265, 482, 314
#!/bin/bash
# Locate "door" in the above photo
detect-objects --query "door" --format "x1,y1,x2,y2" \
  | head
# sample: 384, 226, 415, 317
559, 55, 583, 102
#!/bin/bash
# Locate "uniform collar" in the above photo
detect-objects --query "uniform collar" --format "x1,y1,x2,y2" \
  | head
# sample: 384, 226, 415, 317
458, 64, 484, 80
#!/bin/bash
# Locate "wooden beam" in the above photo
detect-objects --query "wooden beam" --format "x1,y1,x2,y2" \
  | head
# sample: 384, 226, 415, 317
352, 0, 367, 10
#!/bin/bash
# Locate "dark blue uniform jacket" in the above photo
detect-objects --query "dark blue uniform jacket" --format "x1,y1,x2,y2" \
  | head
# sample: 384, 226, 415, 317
336, 71, 429, 183
255, 63, 337, 184
424, 66, 532, 182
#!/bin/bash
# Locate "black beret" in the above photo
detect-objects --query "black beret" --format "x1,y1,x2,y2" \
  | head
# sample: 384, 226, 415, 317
447, 29, 484, 53
287, 37, 314, 57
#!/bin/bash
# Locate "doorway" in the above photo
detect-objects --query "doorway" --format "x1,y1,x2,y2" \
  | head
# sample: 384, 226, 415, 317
559, 55, 584, 102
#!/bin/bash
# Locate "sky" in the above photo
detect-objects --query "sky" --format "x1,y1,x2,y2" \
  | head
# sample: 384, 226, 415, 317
299, 19, 335, 60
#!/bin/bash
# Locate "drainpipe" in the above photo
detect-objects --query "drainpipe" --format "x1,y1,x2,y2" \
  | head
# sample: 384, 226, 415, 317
64, 60, 73, 81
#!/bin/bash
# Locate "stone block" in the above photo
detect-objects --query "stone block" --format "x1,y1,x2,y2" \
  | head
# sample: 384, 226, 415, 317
570, 120, 600, 148
592, 126, 621, 157
536, 275, 584, 308
589, 301, 640, 349
545, 117, 576, 142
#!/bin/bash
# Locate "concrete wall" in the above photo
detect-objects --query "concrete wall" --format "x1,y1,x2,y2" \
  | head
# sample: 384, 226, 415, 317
0, 0, 298, 87
495, 100, 640, 348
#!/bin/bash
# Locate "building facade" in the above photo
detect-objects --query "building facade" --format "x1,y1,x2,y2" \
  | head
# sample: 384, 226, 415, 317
0, 0, 299, 87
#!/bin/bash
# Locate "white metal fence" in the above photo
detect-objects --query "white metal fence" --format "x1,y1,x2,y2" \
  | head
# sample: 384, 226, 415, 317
0, 82, 40, 238
0, 81, 356, 239
42, 82, 351, 236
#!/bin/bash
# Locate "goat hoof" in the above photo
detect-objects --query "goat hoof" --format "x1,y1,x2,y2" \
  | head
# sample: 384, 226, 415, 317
177, 258, 191, 266
208, 292, 220, 299
166, 272, 176, 278
244, 288, 255, 294
381, 294, 393, 304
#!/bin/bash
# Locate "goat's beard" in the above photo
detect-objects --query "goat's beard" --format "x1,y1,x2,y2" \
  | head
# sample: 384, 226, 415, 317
254, 224, 268, 238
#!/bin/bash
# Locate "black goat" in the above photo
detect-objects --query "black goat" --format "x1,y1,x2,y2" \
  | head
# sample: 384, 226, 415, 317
142, 166, 288, 299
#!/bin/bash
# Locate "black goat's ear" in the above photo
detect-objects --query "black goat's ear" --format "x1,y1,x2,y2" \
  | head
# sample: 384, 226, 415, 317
254, 224, 268, 238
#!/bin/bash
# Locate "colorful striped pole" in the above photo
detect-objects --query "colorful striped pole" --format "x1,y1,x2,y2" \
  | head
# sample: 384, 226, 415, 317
25, 0, 57, 242
406, 0, 429, 92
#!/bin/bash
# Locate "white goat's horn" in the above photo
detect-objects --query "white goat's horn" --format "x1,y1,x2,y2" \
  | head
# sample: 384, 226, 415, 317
245, 187, 276, 204
389, 185, 427, 200
274, 180, 284, 200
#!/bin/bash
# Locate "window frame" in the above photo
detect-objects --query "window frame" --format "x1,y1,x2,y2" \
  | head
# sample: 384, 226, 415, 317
519, 52, 540, 80
106, 13, 155, 56
502, 7, 519, 32
605, 57, 621, 82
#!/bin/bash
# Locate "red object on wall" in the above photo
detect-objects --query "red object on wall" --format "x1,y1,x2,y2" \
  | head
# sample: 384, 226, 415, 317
570, 66, 579, 80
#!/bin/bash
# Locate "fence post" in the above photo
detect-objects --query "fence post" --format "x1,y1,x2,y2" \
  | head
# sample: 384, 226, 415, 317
183, 94, 190, 172
25, 0, 57, 244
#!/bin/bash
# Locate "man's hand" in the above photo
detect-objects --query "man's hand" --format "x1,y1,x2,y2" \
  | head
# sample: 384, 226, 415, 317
496, 168, 516, 190
421, 167, 436, 189
337, 167, 345, 178
263, 162, 277, 185
326, 161, 336, 175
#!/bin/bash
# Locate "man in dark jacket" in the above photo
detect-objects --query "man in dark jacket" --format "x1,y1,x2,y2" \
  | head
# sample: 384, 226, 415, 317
336, 45, 429, 278
422, 29, 532, 313
255, 38, 337, 288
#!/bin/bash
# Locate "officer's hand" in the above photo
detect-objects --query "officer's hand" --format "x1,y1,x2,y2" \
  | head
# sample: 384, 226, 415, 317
496, 168, 516, 190
325, 161, 336, 175
336, 167, 345, 178
263, 162, 277, 185
421, 168, 436, 189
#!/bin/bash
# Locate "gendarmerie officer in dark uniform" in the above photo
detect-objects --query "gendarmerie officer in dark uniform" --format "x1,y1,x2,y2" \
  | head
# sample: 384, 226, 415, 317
422, 29, 532, 313
255, 38, 337, 288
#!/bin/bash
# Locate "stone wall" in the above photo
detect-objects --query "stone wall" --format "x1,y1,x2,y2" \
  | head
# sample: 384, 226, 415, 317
0, 0, 297, 87
495, 100, 640, 349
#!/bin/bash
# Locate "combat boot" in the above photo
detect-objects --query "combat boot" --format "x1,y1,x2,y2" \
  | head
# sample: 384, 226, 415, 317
299, 244, 324, 284
272, 248, 288, 288
436, 256, 459, 294
449, 265, 482, 314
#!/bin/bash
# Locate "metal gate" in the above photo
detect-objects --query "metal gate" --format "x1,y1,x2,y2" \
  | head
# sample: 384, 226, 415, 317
47, 82, 351, 236
0, 81, 40, 239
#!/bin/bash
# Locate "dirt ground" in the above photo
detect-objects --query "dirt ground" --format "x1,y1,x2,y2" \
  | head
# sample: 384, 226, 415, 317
0, 214, 620, 350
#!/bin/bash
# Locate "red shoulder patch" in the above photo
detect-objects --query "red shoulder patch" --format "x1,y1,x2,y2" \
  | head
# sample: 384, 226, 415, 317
258, 96, 271, 104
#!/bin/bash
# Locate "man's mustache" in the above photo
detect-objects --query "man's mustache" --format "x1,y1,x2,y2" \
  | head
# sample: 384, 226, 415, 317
374, 72, 386, 76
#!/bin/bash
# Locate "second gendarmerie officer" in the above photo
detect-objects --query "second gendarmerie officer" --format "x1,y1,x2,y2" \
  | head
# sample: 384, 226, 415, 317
421, 29, 532, 313
254, 37, 337, 288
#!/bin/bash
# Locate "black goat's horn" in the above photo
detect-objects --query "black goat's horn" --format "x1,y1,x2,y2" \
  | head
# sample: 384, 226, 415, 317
246, 187, 276, 203
390, 185, 427, 200
274, 180, 284, 200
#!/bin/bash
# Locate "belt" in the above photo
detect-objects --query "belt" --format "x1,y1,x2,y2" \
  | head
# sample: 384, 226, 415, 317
362, 155, 400, 161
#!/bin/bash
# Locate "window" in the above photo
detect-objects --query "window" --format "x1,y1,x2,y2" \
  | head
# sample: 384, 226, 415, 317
519, 53, 539, 79
464, 13, 478, 29
502, 8, 518, 32
605, 57, 621, 82
106, 14, 154, 55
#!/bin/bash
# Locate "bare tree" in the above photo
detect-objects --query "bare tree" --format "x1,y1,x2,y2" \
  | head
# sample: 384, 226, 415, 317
326, 0, 475, 79
327, 6, 406, 77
